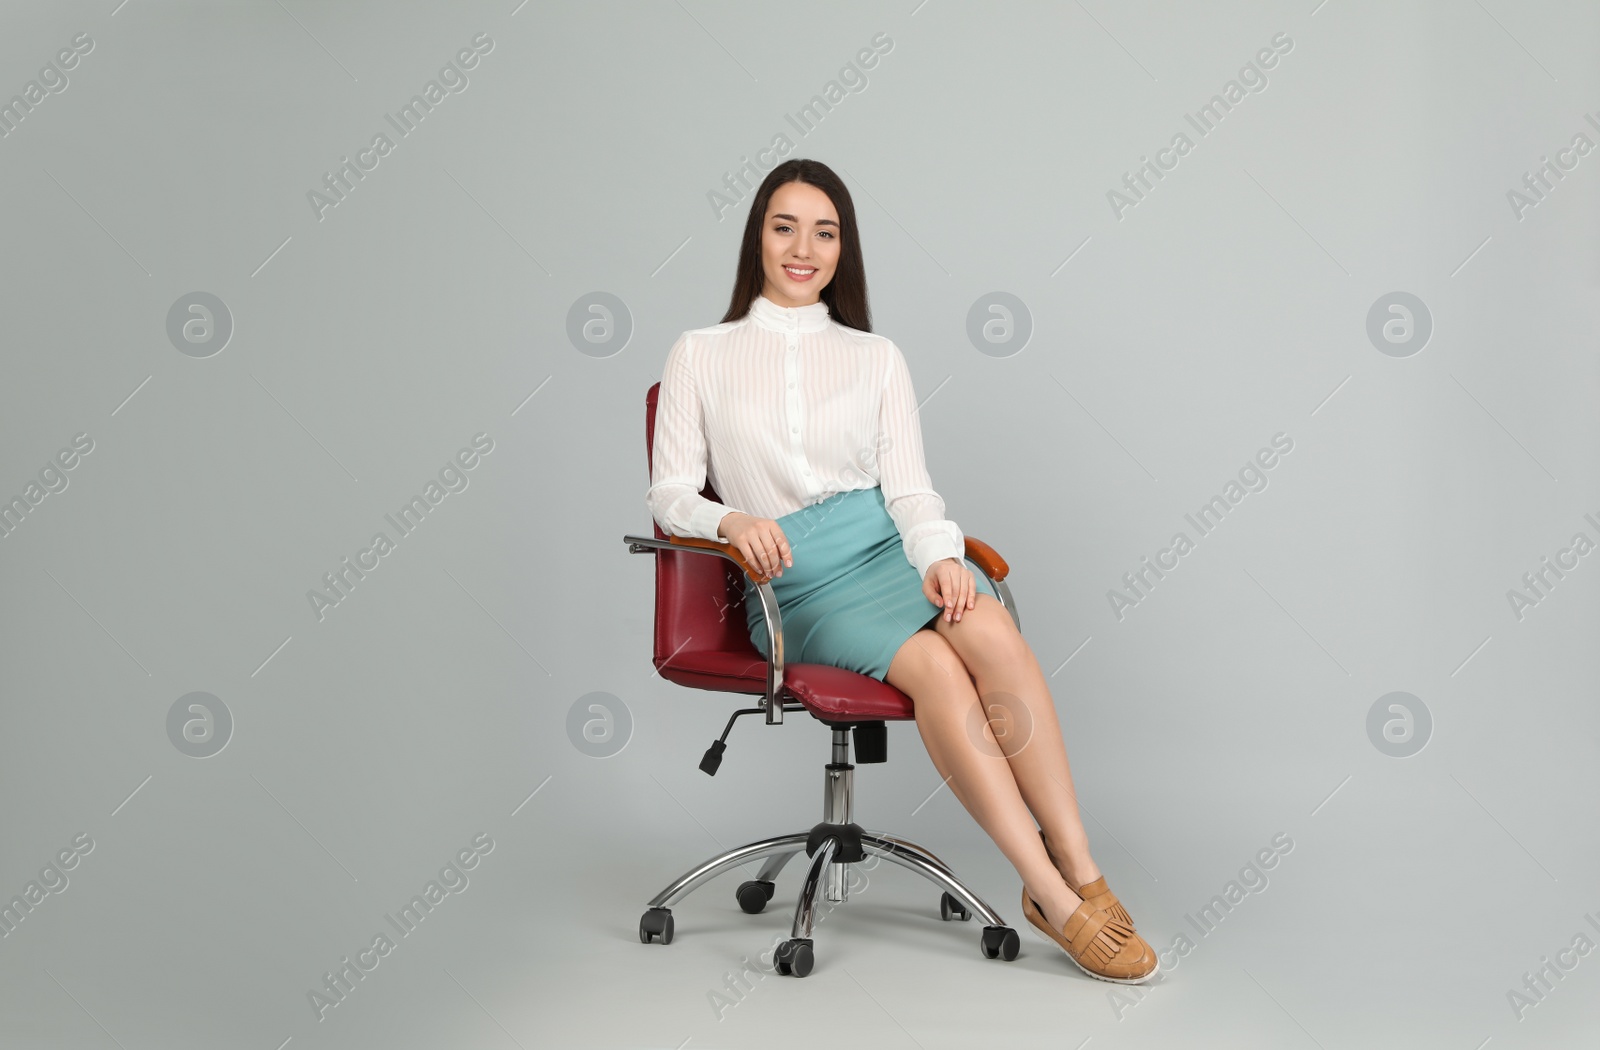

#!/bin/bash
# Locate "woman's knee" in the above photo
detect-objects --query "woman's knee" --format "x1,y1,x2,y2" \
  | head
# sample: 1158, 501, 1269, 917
935, 593, 1028, 669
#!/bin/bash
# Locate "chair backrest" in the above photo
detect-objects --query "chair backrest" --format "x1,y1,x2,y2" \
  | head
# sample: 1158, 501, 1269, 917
644, 383, 762, 671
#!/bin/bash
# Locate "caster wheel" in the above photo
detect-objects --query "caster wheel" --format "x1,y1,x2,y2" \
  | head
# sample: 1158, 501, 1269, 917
774, 937, 815, 977
980, 925, 1019, 961
736, 880, 776, 914
940, 891, 971, 921
639, 907, 674, 945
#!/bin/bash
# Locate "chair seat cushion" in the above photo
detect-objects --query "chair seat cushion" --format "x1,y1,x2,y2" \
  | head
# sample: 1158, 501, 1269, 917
654, 651, 915, 721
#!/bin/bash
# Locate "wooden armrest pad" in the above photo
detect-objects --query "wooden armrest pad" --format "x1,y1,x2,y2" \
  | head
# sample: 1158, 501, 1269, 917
665, 534, 773, 584
964, 537, 1009, 582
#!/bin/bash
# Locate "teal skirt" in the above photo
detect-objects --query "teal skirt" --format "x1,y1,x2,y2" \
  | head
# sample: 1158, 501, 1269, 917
744, 486, 997, 683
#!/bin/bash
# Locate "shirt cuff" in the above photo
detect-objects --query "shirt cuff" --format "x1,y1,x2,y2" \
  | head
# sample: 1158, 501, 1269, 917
910, 531, 964, 582
689, 499, 738, 542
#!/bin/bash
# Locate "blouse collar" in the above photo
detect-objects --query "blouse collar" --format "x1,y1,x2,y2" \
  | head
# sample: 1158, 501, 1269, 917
748, 292, 831, 334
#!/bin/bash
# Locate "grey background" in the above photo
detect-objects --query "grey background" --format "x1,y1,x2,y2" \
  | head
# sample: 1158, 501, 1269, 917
1, 1, 1596, 1047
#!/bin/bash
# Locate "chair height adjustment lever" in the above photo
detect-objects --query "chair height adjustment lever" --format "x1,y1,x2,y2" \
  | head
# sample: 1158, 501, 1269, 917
699, 706, 766, 776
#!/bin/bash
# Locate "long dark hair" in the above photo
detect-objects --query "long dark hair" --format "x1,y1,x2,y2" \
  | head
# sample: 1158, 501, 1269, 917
720, 158, 871, 333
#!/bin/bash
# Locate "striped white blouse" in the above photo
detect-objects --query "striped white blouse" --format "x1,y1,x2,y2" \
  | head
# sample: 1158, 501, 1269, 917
646, 293, 965, 581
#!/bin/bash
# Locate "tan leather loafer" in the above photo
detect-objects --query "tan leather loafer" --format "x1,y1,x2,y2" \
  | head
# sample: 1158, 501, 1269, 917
1041, 829, 1136, 930
1021, 888, 1157, 983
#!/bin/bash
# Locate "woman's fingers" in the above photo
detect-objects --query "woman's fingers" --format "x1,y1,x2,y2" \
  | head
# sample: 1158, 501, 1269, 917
769, 526, 788, 574
941, 562, 976, 622
767, 526, 790, 572
728, 518, 787, 578
746, 522, 787, 577
925, 561, 957, 620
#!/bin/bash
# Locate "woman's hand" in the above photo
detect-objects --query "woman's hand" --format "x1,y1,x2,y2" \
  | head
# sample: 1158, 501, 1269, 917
718, 512, 792, 579
923, 557, 975, 623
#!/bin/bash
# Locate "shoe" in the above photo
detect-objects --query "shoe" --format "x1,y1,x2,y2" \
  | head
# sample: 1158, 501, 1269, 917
1021, 888, 1156, 983
1041, 829, 1136, 930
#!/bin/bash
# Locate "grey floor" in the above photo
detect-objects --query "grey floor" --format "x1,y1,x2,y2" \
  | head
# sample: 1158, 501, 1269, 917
5, 722, 1596, 1050
527, 741, 1599, 1050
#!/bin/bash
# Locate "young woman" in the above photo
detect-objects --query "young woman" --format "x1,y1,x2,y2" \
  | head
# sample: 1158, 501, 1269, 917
646, 158, 1156, 984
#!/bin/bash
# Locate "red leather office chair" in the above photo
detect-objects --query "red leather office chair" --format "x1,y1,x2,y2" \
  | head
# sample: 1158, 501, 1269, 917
623, 382, 1023, 977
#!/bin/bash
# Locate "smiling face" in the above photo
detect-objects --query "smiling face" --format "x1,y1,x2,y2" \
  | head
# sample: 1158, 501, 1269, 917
758, 180, 841, 309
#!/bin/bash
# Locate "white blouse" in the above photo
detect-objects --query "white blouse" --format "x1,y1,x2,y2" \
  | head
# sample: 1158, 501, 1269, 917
646, 293, 965, 582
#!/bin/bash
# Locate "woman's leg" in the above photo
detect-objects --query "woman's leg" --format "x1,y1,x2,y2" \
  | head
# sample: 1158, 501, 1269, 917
884, 626, 1084, 934
930, 593, 1107, 893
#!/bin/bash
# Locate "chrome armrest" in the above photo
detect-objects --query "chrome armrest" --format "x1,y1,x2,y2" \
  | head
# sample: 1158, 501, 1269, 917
623, 533, 790, 724
964, 536, 1020, 632
966, 558, 1020, 632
